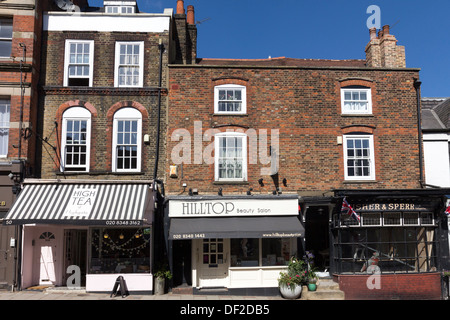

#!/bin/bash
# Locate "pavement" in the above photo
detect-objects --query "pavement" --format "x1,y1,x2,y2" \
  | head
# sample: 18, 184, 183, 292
0, 288, 285, 301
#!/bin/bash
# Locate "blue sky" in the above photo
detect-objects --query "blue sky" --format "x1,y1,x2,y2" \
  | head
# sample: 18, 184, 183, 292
88, 0, 450, 98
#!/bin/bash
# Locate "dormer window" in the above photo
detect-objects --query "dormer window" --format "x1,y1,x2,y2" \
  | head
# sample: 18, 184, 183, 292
104, 1, 137, 14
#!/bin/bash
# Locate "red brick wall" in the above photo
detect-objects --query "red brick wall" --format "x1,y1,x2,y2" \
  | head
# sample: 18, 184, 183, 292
336, 273, 442, 300
166, 65, 421, 196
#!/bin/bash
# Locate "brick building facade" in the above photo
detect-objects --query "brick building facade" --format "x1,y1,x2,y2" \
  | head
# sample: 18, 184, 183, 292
165, 25, 450, 298
2, 0, 197, 294
0, 0, 44, 291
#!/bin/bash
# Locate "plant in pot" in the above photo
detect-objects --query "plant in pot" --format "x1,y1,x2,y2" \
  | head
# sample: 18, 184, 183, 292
304, 251, 318, 291
278, 257, 307, 299
154, 265, 172, 295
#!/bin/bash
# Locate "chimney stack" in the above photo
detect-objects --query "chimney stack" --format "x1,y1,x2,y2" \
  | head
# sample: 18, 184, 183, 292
365, 25, 406, 68
187, 5, 195, 25
176, 0, 185, 14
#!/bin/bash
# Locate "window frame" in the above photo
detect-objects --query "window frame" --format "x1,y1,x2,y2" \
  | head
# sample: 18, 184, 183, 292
0, 98, 10, 158
0, 18, 13, 58
341, 88, 372, 115
112, 107, 142, 173
214, 132, 247, 182
114, 41, 144, 88
343, 134, 376, 181
60, 107, 91, 172
63, 40, 95, 87
214, 84, 247, 115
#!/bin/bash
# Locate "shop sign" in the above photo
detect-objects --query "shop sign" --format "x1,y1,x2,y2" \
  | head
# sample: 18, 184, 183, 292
353, 202, 435, 212
63, 188, 98, 217
169, 198, 298, 218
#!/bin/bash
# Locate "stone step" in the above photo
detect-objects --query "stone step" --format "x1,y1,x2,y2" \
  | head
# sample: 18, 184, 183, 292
301, 279, 345, 300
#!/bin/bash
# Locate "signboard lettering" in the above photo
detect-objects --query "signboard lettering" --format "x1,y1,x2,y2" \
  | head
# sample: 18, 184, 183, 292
169, 198, 298, 218
63, 188, 98, 217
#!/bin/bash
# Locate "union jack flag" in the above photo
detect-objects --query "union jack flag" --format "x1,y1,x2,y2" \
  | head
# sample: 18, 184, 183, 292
445, 203, 450, 216
341, 197, 360, 222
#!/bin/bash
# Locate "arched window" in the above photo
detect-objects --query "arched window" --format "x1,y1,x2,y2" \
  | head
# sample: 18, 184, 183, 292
61, 107, 91, 172
112, 107, 142, 172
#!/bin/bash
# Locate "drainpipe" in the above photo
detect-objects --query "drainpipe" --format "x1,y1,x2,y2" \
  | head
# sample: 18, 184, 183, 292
153, 39, 164, 187
414, 78, 424, 188
18, 43, 26, 160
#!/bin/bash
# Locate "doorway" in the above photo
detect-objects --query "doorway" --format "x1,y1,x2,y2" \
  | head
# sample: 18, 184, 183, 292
197, 238, 229, 288
304, 206, 330, 271
172, 240, 192, 287
63, 229, 87, 286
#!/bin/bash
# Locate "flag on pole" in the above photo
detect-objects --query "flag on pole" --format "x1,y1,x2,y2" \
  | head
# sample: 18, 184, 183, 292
445, 203, 450, 216
341, 197, 360, 222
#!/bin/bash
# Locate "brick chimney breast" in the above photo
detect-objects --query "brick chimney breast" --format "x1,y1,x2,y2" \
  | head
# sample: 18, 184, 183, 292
365, 25, 406, 68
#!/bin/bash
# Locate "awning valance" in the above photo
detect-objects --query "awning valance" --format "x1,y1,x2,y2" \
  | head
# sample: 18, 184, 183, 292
169, 216, 304, 240
3, 182, 154, 226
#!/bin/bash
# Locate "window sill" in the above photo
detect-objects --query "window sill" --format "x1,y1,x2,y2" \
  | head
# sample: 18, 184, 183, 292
213, 181, 249, 185
341, 114, 374, 117
56, 171, 145, 176
343, 180, 378, 184
213, 113, 248, 117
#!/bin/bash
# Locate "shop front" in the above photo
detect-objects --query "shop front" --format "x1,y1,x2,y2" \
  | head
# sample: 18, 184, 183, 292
3, 180, 156, 294
164, 194, 304, 295
331, 189, 450, 300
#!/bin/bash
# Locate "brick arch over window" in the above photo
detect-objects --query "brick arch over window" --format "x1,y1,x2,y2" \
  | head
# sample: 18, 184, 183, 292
341, 125, 376, 135
54, 100, 97, 170
336, 78, 377, 115
106, 101, 149, 171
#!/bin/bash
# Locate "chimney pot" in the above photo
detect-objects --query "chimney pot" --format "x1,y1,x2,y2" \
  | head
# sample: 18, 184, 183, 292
187, 5, 195, 25
382, 25, 390, 35
176, 0, 185, 14
369, 27, 377, 40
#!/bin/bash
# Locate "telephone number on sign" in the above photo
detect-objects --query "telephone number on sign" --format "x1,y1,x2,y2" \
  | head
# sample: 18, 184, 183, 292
172, 233, 205, 239
105, 220, 142, 226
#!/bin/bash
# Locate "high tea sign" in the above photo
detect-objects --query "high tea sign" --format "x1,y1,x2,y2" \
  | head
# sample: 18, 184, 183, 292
63, 188, 98, 217
169, 198, 298, 218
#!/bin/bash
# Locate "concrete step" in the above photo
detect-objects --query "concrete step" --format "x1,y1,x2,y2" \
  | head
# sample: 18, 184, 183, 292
301, 279, 345, 300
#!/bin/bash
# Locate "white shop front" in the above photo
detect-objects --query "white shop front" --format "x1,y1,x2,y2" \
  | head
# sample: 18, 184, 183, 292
3, 180, 156, 294
165, 195, 304, 295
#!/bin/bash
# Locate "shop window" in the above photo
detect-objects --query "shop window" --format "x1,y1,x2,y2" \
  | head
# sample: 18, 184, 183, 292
332, 213, 437, 274
64, 40, 94, 87
361, 213, 381, 226
61, 107, 91, 172
230, 238, 293, 267
89, 228, 151, 274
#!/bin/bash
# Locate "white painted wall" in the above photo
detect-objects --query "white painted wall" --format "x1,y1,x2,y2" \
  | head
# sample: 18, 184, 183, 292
423, 133, 450, 187
44, 12, 172, 33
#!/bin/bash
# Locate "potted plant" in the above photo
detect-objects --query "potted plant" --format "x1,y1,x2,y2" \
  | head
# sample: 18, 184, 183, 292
278, 257, 307, 299
154, 265, 172, 295
304, 251, 318, 291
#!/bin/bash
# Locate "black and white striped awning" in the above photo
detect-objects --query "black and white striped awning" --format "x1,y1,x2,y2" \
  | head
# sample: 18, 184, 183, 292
2, 181, 154, 226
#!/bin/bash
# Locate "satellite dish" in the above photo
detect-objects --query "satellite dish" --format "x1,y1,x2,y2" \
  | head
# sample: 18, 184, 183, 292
54, 0, 78, 11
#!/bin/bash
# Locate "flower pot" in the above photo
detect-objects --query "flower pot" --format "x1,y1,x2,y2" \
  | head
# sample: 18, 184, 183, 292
307, 283, 317, 291
279, 284, 302, 299
154, 277, 165, 295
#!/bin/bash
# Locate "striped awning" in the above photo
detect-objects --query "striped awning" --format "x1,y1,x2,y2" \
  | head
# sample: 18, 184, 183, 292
2, 182, 154, 226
